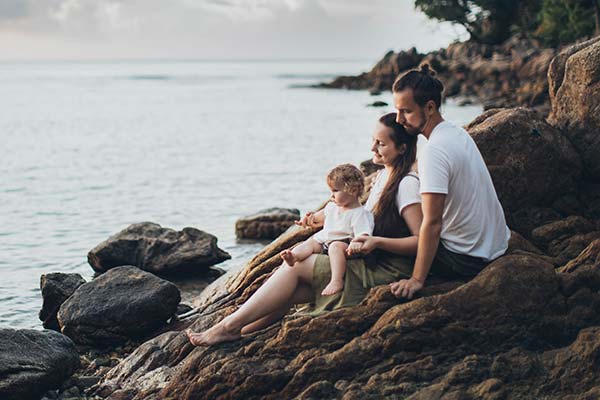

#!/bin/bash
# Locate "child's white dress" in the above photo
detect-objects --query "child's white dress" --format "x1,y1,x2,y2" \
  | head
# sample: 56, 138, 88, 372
312, 202, 374, 245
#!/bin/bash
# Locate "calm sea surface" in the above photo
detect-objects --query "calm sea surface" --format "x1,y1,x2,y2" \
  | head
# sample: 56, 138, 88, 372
0, 60, 482, 329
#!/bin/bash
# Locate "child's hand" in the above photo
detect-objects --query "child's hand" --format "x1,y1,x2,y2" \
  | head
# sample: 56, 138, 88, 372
349, 235, 377, 255
295, 212, 315, 228
347, 241, 363, 256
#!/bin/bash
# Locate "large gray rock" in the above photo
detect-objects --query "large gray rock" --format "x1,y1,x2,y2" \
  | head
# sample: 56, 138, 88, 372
39, 272, 86, 331
0, 328, 79, 400
87, 222, 230, 275
235, 208, 301, 240
57, 266, 180, 345
548, 36, 600, 179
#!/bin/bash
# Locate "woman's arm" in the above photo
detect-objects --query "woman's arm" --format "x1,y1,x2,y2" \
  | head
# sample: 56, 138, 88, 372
349, 203, 422, 256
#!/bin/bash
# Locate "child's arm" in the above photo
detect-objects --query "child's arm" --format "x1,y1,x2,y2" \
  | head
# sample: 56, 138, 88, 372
295, 209, 325, 228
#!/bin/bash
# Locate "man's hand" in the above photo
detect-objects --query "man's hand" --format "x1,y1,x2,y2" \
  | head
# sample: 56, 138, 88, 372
389, 277, 424, 299
348, 235, 378, 255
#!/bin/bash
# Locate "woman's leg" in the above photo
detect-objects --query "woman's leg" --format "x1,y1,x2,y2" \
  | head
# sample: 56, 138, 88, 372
187, 254, 318, 346
280, 238, 322, 266
240, 283, 313, 335
321, 241, 348, 296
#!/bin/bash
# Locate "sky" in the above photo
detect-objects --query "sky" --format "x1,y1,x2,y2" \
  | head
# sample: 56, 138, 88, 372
0, 0, 469, 60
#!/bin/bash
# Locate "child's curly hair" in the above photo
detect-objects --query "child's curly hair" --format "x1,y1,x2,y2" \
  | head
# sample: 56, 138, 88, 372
326, 163, 365, 196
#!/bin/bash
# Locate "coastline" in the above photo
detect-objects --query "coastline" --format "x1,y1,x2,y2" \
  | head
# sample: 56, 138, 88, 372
4, 36, 600, 399
317, 34, 560, 116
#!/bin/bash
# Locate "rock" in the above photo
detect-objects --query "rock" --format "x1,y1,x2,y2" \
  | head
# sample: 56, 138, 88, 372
88, 222, 230, 275
359, 159, 384, 177
0, 328, 79, 400
93, 254, 600, 399
235, 208, 301, 240
76, 375, 101, 390
367, 101, 388, 107
176, 303, 193, 315
39, 273, 86, 331
531, 216, 595, 246
548, 37, 600, 179
319, 35, 555, 112
560, 239, 600, 273
466, 108, 582, 233
57, 266, 180, 345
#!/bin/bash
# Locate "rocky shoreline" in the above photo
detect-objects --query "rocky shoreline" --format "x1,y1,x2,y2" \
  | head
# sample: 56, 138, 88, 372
317, 34, 563, 116
3, 37, 600, 399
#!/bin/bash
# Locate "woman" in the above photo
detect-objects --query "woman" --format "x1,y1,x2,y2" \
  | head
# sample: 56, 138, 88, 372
187, 113, 422, 346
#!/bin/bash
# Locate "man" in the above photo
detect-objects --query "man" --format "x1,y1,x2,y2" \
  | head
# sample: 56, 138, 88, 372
389, 64, 510, 299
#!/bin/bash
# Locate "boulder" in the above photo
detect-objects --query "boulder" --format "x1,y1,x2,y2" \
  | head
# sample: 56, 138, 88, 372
548, 36, 600, 179
466, 108, 582, 233
92, 254, 600, 399
39, 272, 86, 331
88, 222, 230, 275
57, 266, 180, 345
0, 328, 79, 400
235, 208, 301, 240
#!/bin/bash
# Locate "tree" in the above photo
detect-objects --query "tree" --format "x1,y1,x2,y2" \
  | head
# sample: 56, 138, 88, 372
535, 0, 598, 46
414, 0, 543, 44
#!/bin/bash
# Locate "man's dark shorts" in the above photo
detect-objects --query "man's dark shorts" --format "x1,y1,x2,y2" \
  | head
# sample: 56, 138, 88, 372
430, 244, 489, 278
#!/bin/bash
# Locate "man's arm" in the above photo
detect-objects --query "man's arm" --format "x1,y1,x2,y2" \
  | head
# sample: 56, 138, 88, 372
390, 193, 445, 299
412, 193, 445, 282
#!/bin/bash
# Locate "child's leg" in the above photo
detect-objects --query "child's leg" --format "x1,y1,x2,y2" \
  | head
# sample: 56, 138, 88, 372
280, 238, 322, 266
321, 241, 348, 296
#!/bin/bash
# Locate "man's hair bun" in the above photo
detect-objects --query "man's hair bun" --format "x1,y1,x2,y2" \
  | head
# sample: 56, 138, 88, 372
419, 63, 436, 76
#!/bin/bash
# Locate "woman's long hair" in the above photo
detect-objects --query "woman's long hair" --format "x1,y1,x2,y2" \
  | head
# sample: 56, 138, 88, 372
372, 113, 417, 238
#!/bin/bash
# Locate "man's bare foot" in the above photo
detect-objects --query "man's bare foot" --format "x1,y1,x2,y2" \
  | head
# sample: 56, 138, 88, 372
321, 280, 344, 296
280, 249, 298, 266
185, 323, 241, 346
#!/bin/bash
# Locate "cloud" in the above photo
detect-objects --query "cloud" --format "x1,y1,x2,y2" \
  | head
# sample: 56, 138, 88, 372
0, 0, 467, 60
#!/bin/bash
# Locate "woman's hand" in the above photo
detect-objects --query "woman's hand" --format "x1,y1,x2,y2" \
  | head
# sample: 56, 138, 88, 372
346, 240, 363, 256
348, 235, 379, 255
389, 277, 424, 299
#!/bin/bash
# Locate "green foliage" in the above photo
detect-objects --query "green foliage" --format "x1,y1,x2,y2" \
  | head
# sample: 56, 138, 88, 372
414, 0, 599, 45
535, 0, 598, 46
414, 0, 542, 44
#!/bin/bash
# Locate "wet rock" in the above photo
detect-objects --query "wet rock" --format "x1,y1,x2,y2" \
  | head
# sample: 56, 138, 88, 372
57, 266, 180, 345
548, 36, 600, 179
466, 108, 582, 232
88, 222, 230, 275
0, 328, 79, 400
235, 208, 301, 240
367, 101, 388, 107
39, 273, 86, 331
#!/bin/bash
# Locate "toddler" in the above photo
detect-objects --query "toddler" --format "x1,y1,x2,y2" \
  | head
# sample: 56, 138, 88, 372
280, 164, 374, 296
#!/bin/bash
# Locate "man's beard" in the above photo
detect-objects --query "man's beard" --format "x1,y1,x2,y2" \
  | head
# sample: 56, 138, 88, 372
404, 110, 428, 135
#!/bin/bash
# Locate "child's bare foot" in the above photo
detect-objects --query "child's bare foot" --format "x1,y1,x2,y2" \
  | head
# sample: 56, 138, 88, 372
185, 323, 241, 346
321, 280, 344, 296
280, 249, 298, 266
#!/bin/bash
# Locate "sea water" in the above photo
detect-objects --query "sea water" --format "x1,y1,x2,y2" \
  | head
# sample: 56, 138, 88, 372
0, 60, 482, 329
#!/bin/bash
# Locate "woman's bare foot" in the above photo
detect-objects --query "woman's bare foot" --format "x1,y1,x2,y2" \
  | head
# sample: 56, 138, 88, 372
321, 280, 344, 296
280, 249, 298, 266
185, 323, 241, 346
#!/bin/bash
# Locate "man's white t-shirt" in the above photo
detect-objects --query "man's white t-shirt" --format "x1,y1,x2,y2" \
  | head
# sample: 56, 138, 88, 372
418, 120, 510, 261
313, 202, 374, 244
364, 169, 421, 216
